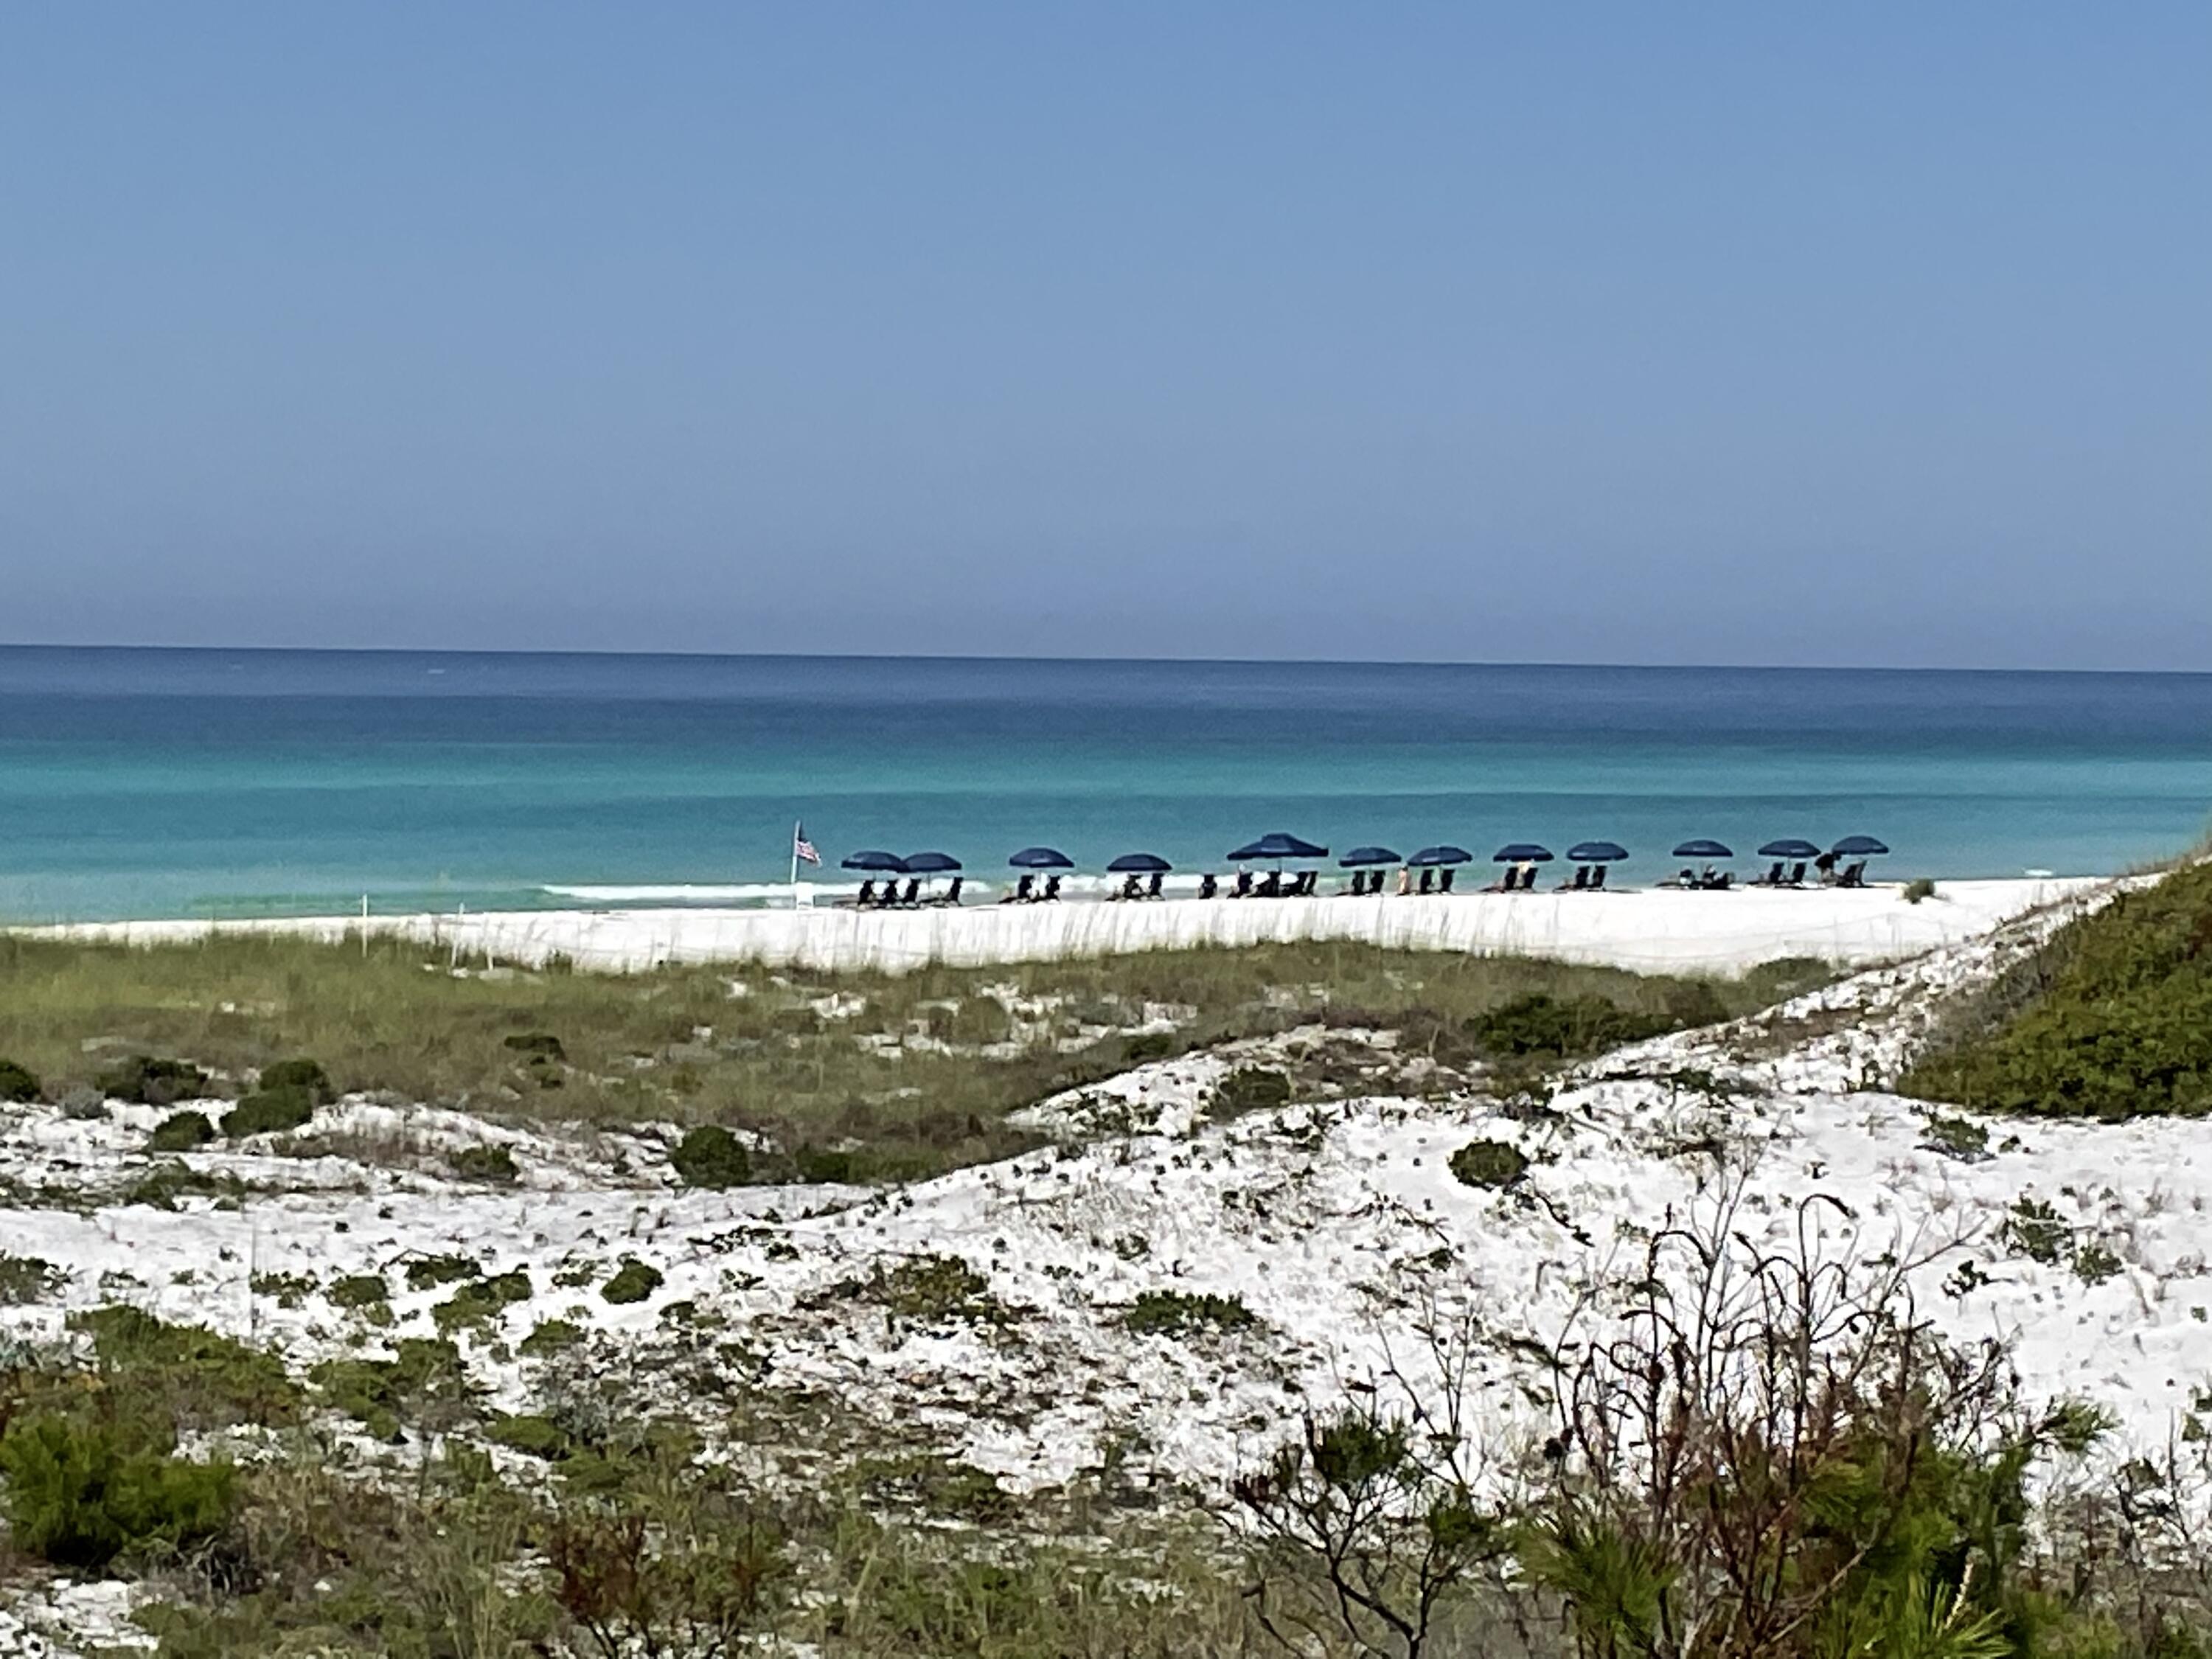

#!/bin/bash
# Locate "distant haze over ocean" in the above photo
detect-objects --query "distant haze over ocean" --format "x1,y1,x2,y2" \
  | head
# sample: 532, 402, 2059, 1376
1, 647, 2206, 923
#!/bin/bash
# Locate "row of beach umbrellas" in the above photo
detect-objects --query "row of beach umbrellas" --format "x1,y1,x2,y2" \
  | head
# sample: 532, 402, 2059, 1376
838, 834, 1891, 877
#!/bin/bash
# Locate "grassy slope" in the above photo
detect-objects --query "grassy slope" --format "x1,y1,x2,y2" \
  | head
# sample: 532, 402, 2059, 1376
0, 932, 1830, 1182
1904, 860, 2212, 1119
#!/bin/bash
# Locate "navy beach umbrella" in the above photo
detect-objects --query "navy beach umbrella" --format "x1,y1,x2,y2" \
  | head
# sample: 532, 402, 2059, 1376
1228, 832, 1329, 862
902, 852, 961, 874
1758, 839, 1823, 860
1008, 846, 1074, 870
1408, 845, 1474, 867
1832, 835, 1891, 857
1492, 843, 1554, 863
1567, 841, 1630, 863
1672, 839, 1733, 860
1106, 852, 1172, 874
841, 850, 907, 873
1338, 846, 1400, 867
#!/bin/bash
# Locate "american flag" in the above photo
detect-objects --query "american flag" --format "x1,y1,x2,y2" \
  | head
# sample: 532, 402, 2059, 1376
792, 821, 821, 866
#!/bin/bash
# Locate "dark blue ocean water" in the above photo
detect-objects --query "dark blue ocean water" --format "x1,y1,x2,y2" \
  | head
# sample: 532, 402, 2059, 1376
1, 647, 2207, 922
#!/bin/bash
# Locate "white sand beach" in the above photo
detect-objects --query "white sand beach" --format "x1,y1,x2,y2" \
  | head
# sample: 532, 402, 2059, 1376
21, 876, 2097, 975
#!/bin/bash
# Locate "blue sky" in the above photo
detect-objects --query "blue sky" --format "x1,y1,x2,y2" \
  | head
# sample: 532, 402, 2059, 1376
2, 4, 2205, 668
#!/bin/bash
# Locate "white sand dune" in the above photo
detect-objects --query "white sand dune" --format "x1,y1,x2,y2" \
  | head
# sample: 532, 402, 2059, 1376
22, 877, 2093, 976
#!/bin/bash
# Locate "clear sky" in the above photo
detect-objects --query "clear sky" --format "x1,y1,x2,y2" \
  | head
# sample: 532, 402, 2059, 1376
2, 4, 2206, 669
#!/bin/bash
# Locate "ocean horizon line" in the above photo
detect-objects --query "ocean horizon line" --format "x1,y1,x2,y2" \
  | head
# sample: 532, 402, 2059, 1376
4, 641, 2211, 681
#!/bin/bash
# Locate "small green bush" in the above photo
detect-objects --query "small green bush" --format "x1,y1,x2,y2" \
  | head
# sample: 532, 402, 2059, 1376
504, 1032, 566, 1060
2003, 1197, 2070, 1266
1212, 1066, 1290, 1117
1471, 995, 1676, 1060
602, 1258, 664, 1305
669, 1124, 751, 1189
793, 1144, 853, 1183
487, 1413, 572, 1460
329, 1273, 390, 1310
311, 1338, 470, 1441
1450, 1137, 1531, 1189
0, 1253, 66, 1305
1124, 1290, 1257, 1338
1918, 1111, 1989, 1162
433, 1270, 534, 1334
0, 1058, 41, 1103
0, 1412, 236, 1571
256, 1057, 332, 1100
519, 1317, 585, 1357
147, 1110, 218, 1152
447, 1144, 519, 1183
97, 1055, 209, 1106
404, 1253, 481, 1290
833, 1254, 998, 1323
222, 1085, 316, 1138
72, 1304, 300, 1427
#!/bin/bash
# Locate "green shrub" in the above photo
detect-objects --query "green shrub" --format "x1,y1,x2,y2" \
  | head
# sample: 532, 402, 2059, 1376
833, 1254, 998, 1323
448, 1144, 519, 1183
504, 1032, 566, 1060
2003, 1197, 2070, 1266
1470, 994, 1675, 1060
98, 1055, 209, 1106
310, 1338, 470, 1441
1212, 1066, 1290, 1117
1124, 1290, 1256, 1338
0, 1412, 236, 1570
793, 1144, 853, 1183
147, 1110, 218, 1152
602, 1259, 664, 1305
330, 1273, 390, 1311
669, 1124, 751, 1189
72, 1305, 299, 1427
405, 1253, 481, 1290
1450, 1138, 1531, 1189
519, 1317, 585, 1357
487, 1413, 572, 1460
0, 1058, 41, 1103
0, 1253, 66, 1305
1917, 1110, 1989, 1161
1903, 863, 2212, 1119
1121, 1031, 1176, 1064
222, 1085, 316, 1138
434, 1270, 534, 1334
256, 1057, 332, 1100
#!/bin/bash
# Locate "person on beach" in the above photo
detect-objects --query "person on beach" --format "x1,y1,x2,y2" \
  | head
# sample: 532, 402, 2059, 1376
1395, 865, 1412, 896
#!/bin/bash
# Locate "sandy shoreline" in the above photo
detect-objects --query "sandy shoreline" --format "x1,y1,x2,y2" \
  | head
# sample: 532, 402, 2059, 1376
15, 876, 2100, 975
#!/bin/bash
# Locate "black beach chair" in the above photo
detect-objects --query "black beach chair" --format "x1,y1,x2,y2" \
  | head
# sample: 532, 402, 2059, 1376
1113, 873, 1141, 901
1231, 870, 1252, 898
1042, 874, 1062, 901
1438, 867, 1456, 893
900, 878, 921, 906
855, 879, 876, 907
1344, 871, 1366, 896
1589, 864, 1608, 890
1563, 865, 1590, 891
936, 876, 964, 906
1416, 868, 1435, 894
1756, 861, 1784, 887
1787, 862, 1807, 886
1199, 872, 1220, 900
1516, 866, 1538, 891
1145, 872, 1164, 899
1004, 873, 1034, 904
1838, 860, 1868, 888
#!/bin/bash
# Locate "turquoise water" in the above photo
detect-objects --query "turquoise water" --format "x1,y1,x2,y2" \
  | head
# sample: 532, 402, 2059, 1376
1, 648, 2207, 922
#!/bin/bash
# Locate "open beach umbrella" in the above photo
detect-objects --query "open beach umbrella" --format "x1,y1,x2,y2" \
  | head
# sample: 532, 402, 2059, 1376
1106, 852, 1172, 873
1338, 846, 1400, 867
1228, 832, 1329, 862
1492, 843, 1554, 863
1568, 841, 1630, 863
1008, 846, 1073, 869
1672, 839, 1734, 860
902, 852, 961, 874
1832, 835, 1891, 858
1758, 839, 1823, 860
841, 850, 908, 873
1408, 845, 1474, 867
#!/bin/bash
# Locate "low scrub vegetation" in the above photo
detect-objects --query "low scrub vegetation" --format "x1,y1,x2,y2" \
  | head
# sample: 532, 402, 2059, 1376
0, 933, 1829, 1188
1905, 860, 2212, 1118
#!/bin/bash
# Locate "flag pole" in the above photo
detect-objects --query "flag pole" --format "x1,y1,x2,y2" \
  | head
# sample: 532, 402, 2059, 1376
790, 820, 801, 911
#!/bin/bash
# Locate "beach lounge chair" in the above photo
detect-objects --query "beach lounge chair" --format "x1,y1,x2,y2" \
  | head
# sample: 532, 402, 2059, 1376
1756, 861, 1784, 887
936, 876, 964, 906
1438, 867, 1456, 893
1256, 871, 1281, 898
1563, 865, 1590, 891
1231, 870, 1252, 898
1199, 872, 1220, 900
1042, 874, 1062, 901
1146, 872, 1164, 899
855, 879, 877, 907
1708, 872, 1733, 891
1590, 864, 1608, 890
1344, 871, 1365, 896
1417, 868, 1435, 894
1838, 860, 1868, 888
1113, 873, 1141, 901
1787, 862, 1807, 886
1009, 873, 1035, 903
900, 878, 921, 906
